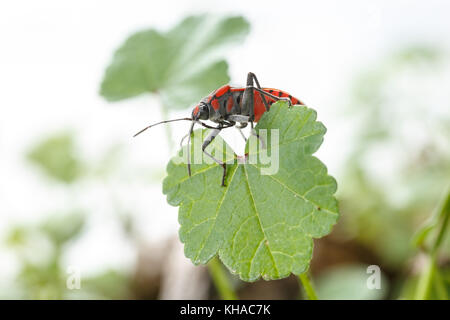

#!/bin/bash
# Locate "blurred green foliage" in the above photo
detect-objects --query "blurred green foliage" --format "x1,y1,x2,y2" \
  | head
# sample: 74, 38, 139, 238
336, 45, 450, 299
413, 191, 450, 300
6, 211, 85, 299
399, 271, 450, 300
100, 15, 250, 110
40, 212, 85, 246
315, 264, 387, 300
414, 191, 450, 251
68, 270, 132, 300
3, 129, 134, 299
27, 132, 84, 183
339, 45, 450, 266
5, 213, 132, 299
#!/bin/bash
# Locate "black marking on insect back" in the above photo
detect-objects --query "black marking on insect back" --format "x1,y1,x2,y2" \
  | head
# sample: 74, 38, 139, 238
278, 91, 283, 97
288, 95, 292, 100
233, 91, 243, 115
208, 101, 216, 117
217, 95, 227, 117
269, 89, 273, 93
222, 96, 228, 110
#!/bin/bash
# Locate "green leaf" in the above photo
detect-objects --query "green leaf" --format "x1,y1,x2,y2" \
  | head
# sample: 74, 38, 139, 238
163, 102, 339, 281
100, 15, 250, 109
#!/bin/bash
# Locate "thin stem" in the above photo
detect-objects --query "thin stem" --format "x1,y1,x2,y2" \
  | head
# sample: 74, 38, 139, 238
414, 254, 436, 300
431, 192, 450, 254
414, 191, 450, 300
433, 268, 449, 300
298, 273, 318, 300
207, 257, 237, 300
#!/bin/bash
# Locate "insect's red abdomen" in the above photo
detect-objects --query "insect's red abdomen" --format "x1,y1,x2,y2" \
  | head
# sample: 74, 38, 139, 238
253, 88, 303, 122
206, 85, 303, 122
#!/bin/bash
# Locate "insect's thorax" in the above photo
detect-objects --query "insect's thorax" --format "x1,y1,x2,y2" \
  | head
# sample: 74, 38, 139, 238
205, 86, 244, 122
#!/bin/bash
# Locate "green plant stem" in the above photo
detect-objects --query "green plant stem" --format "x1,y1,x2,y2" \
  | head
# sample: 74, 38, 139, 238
432, 192, 450, 253
433, 268, 449, 300
414, 254, 436, 300
208, 257, 237, 300
298, 273, 318, 300
414, 191, 450, 300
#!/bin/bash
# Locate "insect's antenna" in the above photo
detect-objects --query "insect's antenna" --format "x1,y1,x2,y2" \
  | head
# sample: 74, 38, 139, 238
187, 121, 195, 177
133, 118, 193, 137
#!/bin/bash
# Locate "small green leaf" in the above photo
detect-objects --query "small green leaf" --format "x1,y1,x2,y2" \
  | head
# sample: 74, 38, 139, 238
163, 102, 339, 281
100, 15, 249, 109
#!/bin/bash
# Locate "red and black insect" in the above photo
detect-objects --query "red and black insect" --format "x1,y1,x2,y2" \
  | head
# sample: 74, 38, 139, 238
134, 72, 304, 186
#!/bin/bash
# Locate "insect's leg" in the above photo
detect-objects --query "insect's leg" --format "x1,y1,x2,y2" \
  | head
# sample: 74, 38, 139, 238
247, 72, 270, 111
247, 73, 293, 109
181, 122, 222, 151
226, 114, 249, 123
236, 127, 247, 142
253, 87, 292, 106
242, 73, 255, 121
195, 120, 235, 130
202, 127, 227, 187
179, 132, 190, 148
186, 121, 196, 177
249, 121, 266, 149
227, 115, 249, 142
186, 120, 235, 148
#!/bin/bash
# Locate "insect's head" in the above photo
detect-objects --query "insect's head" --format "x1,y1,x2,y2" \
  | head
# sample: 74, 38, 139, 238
133, 101, 210, 178
192, 102, 209, 121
